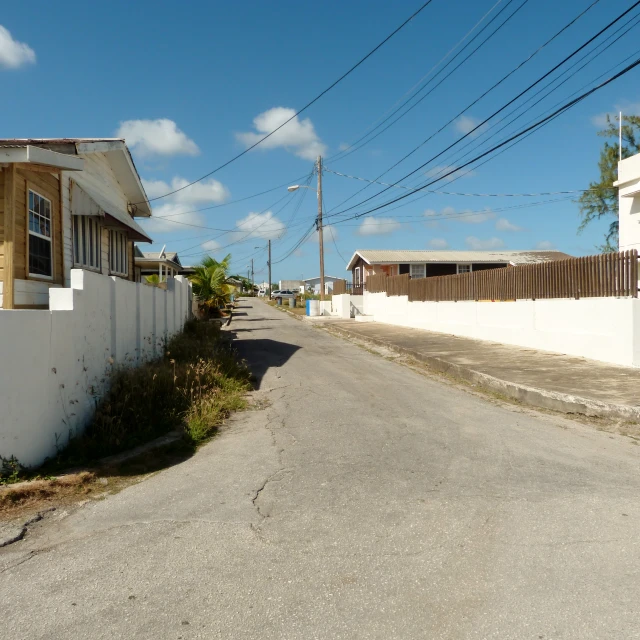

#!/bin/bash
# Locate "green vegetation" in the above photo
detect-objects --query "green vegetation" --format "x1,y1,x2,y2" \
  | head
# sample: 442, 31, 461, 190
579, 114, 640, 252
188, 254, 238, 315
48, 319, 251, 469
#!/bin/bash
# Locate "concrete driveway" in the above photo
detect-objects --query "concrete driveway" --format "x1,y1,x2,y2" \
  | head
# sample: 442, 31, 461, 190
2, 300, 640, 639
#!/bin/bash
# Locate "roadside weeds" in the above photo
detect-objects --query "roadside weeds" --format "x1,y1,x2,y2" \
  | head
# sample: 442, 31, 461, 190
0, 319, 252, 522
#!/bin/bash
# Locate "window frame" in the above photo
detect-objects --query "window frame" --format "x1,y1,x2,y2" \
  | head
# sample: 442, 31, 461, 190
73, 215, 102, 272
456, 263, 472, 274
409, 263, 426, 279
27, 187, 54, 281
354, 267, 361, 286
109, 229, 129, 277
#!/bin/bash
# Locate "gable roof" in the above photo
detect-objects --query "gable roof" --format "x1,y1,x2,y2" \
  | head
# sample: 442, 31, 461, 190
346, 249, 573, 270
0, 138, 151, 217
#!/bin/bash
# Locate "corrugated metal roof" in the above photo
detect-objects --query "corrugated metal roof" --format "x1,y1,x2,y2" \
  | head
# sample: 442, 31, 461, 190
348, 249, 573, 269
0, 138, 123, 147
141, 252, 179, 261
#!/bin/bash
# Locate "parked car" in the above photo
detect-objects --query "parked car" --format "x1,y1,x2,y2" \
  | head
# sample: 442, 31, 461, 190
271, 289, 297, 300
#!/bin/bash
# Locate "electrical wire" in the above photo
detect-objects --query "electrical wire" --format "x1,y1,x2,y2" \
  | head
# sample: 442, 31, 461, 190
134, 0, 436, 205
324, 0, 624, 217
323, 167, 600, 196
323, 55, 640, 225
329, 0, 533, 164
326, 0, 640, 220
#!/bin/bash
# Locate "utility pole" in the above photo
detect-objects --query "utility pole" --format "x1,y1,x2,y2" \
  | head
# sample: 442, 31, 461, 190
251, 259, 254, 290
317, 155, 325, 301
268, 239, 272, 298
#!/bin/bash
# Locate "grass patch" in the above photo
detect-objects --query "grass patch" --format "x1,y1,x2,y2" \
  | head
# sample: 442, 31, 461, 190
0, 319, 251, 517
53, 319, 251, 469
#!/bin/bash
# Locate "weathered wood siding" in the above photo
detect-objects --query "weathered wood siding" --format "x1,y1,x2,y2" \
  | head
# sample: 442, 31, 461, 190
61, 152, 134, 286
14, 167, 63, 285
0, 169, 5, 282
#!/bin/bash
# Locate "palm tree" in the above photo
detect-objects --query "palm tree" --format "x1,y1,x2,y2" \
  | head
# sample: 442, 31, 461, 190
188, 254, 236, 316
144, 274, 161, 286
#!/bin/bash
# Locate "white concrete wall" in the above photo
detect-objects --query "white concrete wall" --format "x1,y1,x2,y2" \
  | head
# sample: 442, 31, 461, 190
364, 291, 640, 367
0, 269, 192, 467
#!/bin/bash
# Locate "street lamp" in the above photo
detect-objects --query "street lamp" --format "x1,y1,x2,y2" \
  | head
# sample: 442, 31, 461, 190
287, 155, 325, 301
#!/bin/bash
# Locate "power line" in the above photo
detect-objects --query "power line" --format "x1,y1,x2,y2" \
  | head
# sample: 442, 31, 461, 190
324, 54, 640, 225
327, 0, 515, 163
324, 167, 600, 196
151, 173, 311, 220
135, 0, 436, 205
323, 0, 603, 214
410, 7, 640, 194
329, 0, 533, 164
327, 0, 640, 220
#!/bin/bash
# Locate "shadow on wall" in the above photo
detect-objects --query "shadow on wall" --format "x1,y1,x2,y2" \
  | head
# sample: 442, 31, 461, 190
231, 337, 301, 389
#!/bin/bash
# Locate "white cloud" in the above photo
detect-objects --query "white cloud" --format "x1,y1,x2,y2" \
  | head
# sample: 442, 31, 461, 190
591, 102, 640, 128
202, 239, 221, 251
424, 206, 495, 224
535, 240, 555, 250
495, 218, 523, 232
356, 217, 401, 236
465, 236, 505, 250
428, 238, 449, 249
454, 115, 485, 137
117, 119, 199, 157
141, 176, 230, 233
236, 107, 326, 161
236, 211, 286, 240
0, 25, 35, 69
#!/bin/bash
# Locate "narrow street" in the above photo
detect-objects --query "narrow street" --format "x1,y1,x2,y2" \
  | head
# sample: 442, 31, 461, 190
2, 300, 640, 639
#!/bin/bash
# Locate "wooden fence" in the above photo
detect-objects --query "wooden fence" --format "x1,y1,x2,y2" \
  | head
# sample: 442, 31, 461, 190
363, 251, 638, 302
332, 279, 348, 295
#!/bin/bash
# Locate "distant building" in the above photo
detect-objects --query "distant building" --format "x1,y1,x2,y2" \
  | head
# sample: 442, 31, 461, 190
346, 249, 573, 291
303, 275, 343, 295
279, 279, 304, 291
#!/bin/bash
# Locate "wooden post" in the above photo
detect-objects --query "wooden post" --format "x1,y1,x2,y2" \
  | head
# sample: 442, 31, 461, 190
3, 165, 16, 309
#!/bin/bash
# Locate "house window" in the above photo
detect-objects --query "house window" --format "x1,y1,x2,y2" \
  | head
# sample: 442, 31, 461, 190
355, 267, 361, 285
28, 189, 53, 278
410, 263, 426, 279
109, 230, 129, 276
457, 264, 472, 274
73, 216, 102, 270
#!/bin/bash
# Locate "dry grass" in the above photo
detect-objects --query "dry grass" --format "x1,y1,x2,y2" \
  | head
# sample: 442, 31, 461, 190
0, 319, 252, 518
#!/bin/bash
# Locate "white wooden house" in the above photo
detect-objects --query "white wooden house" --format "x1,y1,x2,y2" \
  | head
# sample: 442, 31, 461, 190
0, 138, 152, 308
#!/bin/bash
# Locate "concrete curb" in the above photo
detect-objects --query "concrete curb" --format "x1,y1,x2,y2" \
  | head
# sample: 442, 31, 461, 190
326, 324, 640, 422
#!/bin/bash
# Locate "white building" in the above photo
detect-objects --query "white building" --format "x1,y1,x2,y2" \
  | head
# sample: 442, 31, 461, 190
615, 153, 640, 251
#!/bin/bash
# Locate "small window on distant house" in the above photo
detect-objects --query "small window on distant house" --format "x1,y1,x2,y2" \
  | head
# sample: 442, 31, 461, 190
457, 264, 472, 274
28, 190, 53, 278
109, 230, 129, 276
73, 216, 102, 270
410, 263, 426, 279
355, 267, 361, 285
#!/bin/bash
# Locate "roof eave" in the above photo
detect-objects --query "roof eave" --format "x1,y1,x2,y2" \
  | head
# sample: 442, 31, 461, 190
0, 145, 84, 171
75, 141, 152, 218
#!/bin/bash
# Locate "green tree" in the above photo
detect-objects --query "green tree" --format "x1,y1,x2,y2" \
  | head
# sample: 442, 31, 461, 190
144, 274, 161, 287
578, 114, 640, 252
188, 254, 236, 315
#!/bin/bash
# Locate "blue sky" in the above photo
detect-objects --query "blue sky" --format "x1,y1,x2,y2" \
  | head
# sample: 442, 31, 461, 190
2, 0, 639, 283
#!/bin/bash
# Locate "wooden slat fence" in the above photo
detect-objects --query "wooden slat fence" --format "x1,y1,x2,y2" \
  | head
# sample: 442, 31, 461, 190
332, 279, 347, 295
366, 251, 638, 301
366, 273, 388, 293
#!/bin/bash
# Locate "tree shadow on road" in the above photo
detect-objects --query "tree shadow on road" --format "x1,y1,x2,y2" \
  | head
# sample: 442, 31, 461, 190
230, 335, 301, 389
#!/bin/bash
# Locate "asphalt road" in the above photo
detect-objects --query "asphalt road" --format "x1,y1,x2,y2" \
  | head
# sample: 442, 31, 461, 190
2, 300, 640, 639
